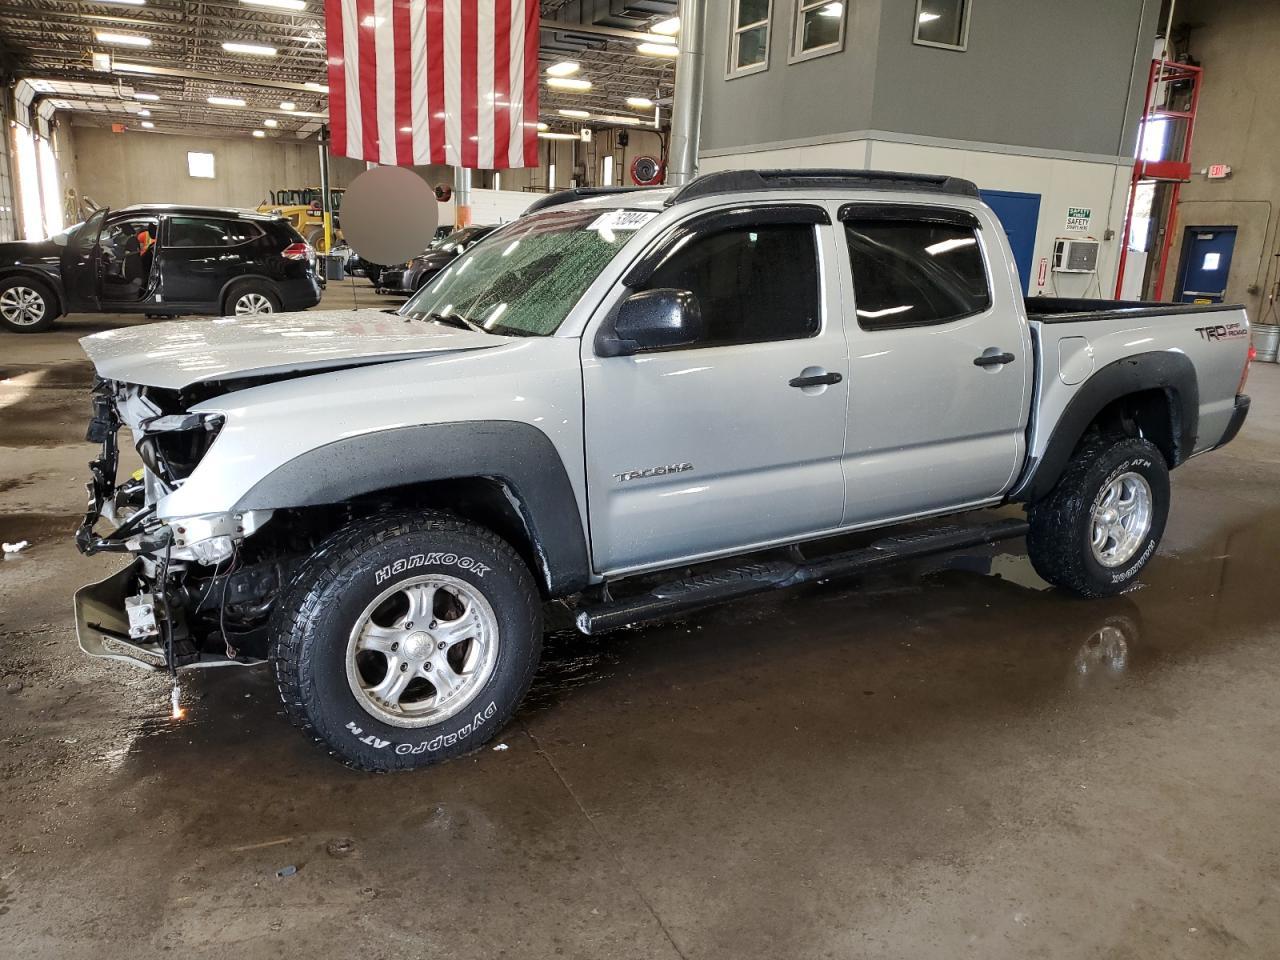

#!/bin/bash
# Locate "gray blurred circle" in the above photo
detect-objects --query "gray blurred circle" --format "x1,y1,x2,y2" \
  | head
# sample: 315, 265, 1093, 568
341, 166, 439, 265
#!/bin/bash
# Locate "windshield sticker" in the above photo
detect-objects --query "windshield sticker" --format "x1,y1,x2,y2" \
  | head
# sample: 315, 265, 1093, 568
589, 210, 658, 232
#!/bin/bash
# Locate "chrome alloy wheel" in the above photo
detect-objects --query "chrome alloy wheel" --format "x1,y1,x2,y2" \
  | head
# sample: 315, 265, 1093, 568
233, 291, 274, 315
345, 575, 499, 727
1089, 471, 1153, 568
0, 285, 47, 326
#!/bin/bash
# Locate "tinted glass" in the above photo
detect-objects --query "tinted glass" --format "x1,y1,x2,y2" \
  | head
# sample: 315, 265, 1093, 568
844, 220, 990, 329
737, 0, 769, 27
799, 4, 842, 51
916, 0, 967, 46
645, 223, 820, 348
168, 217, 258, 247
736, 25, 768, 67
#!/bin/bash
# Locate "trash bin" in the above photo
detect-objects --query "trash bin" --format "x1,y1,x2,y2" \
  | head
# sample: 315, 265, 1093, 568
324, 254, 346, 282
1252, 323, 1280, 363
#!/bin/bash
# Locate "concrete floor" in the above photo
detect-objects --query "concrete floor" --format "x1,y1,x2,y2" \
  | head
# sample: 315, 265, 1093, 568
1, 288, 1278, 959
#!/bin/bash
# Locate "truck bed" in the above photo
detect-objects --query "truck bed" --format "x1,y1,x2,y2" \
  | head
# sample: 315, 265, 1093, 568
1025, 296, 1243, 323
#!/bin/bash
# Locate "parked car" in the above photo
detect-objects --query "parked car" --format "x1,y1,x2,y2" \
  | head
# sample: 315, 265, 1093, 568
72, 169, 1251, 771
0, 204, 321, 332
377, 224, 497, 295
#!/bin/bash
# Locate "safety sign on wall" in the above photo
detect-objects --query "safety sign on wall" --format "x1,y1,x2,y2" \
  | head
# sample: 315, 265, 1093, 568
1065, 207, 1093, 232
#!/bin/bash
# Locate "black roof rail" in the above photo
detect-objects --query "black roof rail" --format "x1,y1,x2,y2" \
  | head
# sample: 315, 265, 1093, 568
665, 169, 981, 206
521, 185, 659, 216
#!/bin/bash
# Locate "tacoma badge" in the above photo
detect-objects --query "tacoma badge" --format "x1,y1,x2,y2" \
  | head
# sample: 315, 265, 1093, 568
613, 462, 694, 483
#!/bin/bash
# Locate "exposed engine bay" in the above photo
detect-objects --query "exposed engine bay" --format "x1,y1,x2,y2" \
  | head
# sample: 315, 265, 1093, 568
75, 376, 321, 671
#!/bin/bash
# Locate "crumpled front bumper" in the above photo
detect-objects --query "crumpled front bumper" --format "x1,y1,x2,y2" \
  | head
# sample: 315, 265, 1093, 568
73, 559, 166, 671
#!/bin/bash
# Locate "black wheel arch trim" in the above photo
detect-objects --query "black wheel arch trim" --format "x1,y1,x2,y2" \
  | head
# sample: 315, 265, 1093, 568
231, 420, 592, 597
1011, 350, 1199, 503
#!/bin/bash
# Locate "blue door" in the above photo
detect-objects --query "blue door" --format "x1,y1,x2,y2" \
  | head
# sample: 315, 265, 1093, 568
979, 190, 1041, 295
1177, 227, 1237, 303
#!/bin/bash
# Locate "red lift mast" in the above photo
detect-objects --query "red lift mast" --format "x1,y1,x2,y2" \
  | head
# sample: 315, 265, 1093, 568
1114, 58, 1204, 301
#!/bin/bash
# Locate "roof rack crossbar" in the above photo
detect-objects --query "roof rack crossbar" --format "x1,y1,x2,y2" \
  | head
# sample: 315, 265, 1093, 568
521, 185, 657, 217
665, 169, 981, 206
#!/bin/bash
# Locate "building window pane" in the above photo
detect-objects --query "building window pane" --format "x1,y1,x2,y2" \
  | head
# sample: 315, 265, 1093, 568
187, 151, 216, 179
915, 0, 970, 50
844, 220, 990, 330
644, 223, 820, 349
794, 1, 845, 59
728, 0, 772, 77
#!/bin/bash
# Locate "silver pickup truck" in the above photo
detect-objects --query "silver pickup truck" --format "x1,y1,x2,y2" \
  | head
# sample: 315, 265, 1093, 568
72, 169, 1252, 771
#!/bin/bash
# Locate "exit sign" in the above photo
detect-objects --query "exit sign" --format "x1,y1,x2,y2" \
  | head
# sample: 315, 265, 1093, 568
1207, 164, 1232, 180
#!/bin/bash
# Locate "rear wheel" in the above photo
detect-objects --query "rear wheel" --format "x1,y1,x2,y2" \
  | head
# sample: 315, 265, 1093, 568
0, 277, 59, 333
1027, 434, 1169, 598
270, 512, 542, 771
223, 281, 281, 317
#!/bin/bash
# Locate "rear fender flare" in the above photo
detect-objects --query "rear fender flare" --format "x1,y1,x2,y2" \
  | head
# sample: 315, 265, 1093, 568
231, 421, 591, 596
1011, 351, 1198, 503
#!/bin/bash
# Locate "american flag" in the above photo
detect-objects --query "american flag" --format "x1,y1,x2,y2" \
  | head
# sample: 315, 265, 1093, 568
325, 0, 540, 169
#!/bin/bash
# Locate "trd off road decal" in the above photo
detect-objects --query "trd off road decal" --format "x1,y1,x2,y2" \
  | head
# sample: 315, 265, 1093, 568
344, 701, 498, 753
1196, 322, 1248, 341
374, 552, 491, 585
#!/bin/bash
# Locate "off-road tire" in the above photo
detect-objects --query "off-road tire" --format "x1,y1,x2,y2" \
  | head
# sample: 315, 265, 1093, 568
0, 276, 60, 333
1026, 434, 1169, 598
269, 511, 542, 772
222, 280, 281, 317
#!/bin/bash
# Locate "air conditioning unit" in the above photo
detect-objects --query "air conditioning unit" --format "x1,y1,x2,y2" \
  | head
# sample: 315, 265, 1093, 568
1052, 238, 1101, 273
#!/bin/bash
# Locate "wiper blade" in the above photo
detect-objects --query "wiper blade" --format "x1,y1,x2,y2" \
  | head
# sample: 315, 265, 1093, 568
424, 311, 483, 332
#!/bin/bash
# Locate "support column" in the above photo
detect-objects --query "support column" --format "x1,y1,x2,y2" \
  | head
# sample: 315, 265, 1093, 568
454, 166, 472, 228
317, 129, 333, 254
666, 0, 707, 187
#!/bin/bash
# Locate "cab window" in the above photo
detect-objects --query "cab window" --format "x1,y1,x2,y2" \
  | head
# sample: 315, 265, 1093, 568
643, 223, 821, 349
168, 217, 262, 247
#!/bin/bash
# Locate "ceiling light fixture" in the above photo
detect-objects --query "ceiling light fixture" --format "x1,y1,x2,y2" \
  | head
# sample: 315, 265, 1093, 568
137, 108, 151, 116
133, 92, 160, 101
279, 100, 296, 110
140, 120, 155, 128
252, 129, 266, 137
557, 108, 589, 118
263, 117, 279, 127
598, 114, 642, 125
208, 95, 247, 106
651, 16, 679, 35
547, 77, 592, 91
537, 121, 548, 130
625, 96, 654, 109
242, 0, 307, 9
545, 61, 580, 77
222, 41, 277, 56
101, 0, 146, 5
304, 81, 328, 92
538, 131, 578, 141
95, 32, 152, 46
636, 41, 678, 57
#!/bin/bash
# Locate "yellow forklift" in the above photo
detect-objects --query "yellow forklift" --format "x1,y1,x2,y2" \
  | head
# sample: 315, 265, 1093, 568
257, 187, 344, 253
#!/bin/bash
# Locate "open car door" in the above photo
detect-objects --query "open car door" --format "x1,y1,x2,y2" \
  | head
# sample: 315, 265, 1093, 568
60, 207, 108, 312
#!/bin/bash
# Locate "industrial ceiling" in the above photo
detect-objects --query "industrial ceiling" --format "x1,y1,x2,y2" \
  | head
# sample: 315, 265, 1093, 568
0, 0, 679, 145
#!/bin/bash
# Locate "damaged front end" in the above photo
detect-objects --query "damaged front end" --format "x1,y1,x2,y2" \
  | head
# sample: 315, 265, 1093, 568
74, 377, 287, 673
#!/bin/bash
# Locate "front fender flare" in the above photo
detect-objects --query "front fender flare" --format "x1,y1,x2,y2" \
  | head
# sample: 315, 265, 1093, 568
231, 421, 591, 596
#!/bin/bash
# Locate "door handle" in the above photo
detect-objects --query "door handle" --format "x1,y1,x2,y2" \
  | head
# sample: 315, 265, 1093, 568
789, 371, 843, 388
973, 352, 1015, 368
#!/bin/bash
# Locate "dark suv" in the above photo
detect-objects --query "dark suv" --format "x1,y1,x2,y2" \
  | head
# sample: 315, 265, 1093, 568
0, 204, 321, 332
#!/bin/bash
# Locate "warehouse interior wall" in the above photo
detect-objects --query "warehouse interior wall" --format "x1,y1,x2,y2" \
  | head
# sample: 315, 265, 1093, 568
1164, 0, 1280, 321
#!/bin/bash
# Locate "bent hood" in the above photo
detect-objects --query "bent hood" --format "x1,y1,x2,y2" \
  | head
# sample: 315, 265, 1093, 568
80, 309, 506, 390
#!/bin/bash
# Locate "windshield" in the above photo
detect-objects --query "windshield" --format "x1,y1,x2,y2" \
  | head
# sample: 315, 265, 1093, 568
399, 208, 644, 337
51, 220, 86, 247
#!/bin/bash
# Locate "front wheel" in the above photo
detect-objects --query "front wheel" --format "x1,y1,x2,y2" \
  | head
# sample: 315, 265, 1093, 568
0, 277, 59, 332
270, 512, 542, 771
1026, 434, 1169, 598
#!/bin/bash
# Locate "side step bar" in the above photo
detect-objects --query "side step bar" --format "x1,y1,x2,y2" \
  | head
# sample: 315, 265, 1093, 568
575, 517, 1030, 635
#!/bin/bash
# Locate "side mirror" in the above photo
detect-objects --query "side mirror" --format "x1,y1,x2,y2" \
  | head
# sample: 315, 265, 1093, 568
597, 288, 703, 357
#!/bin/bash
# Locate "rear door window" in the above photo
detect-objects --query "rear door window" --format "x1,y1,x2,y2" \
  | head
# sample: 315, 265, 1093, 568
168, 216, 262, 247
842, 212, 991, 330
